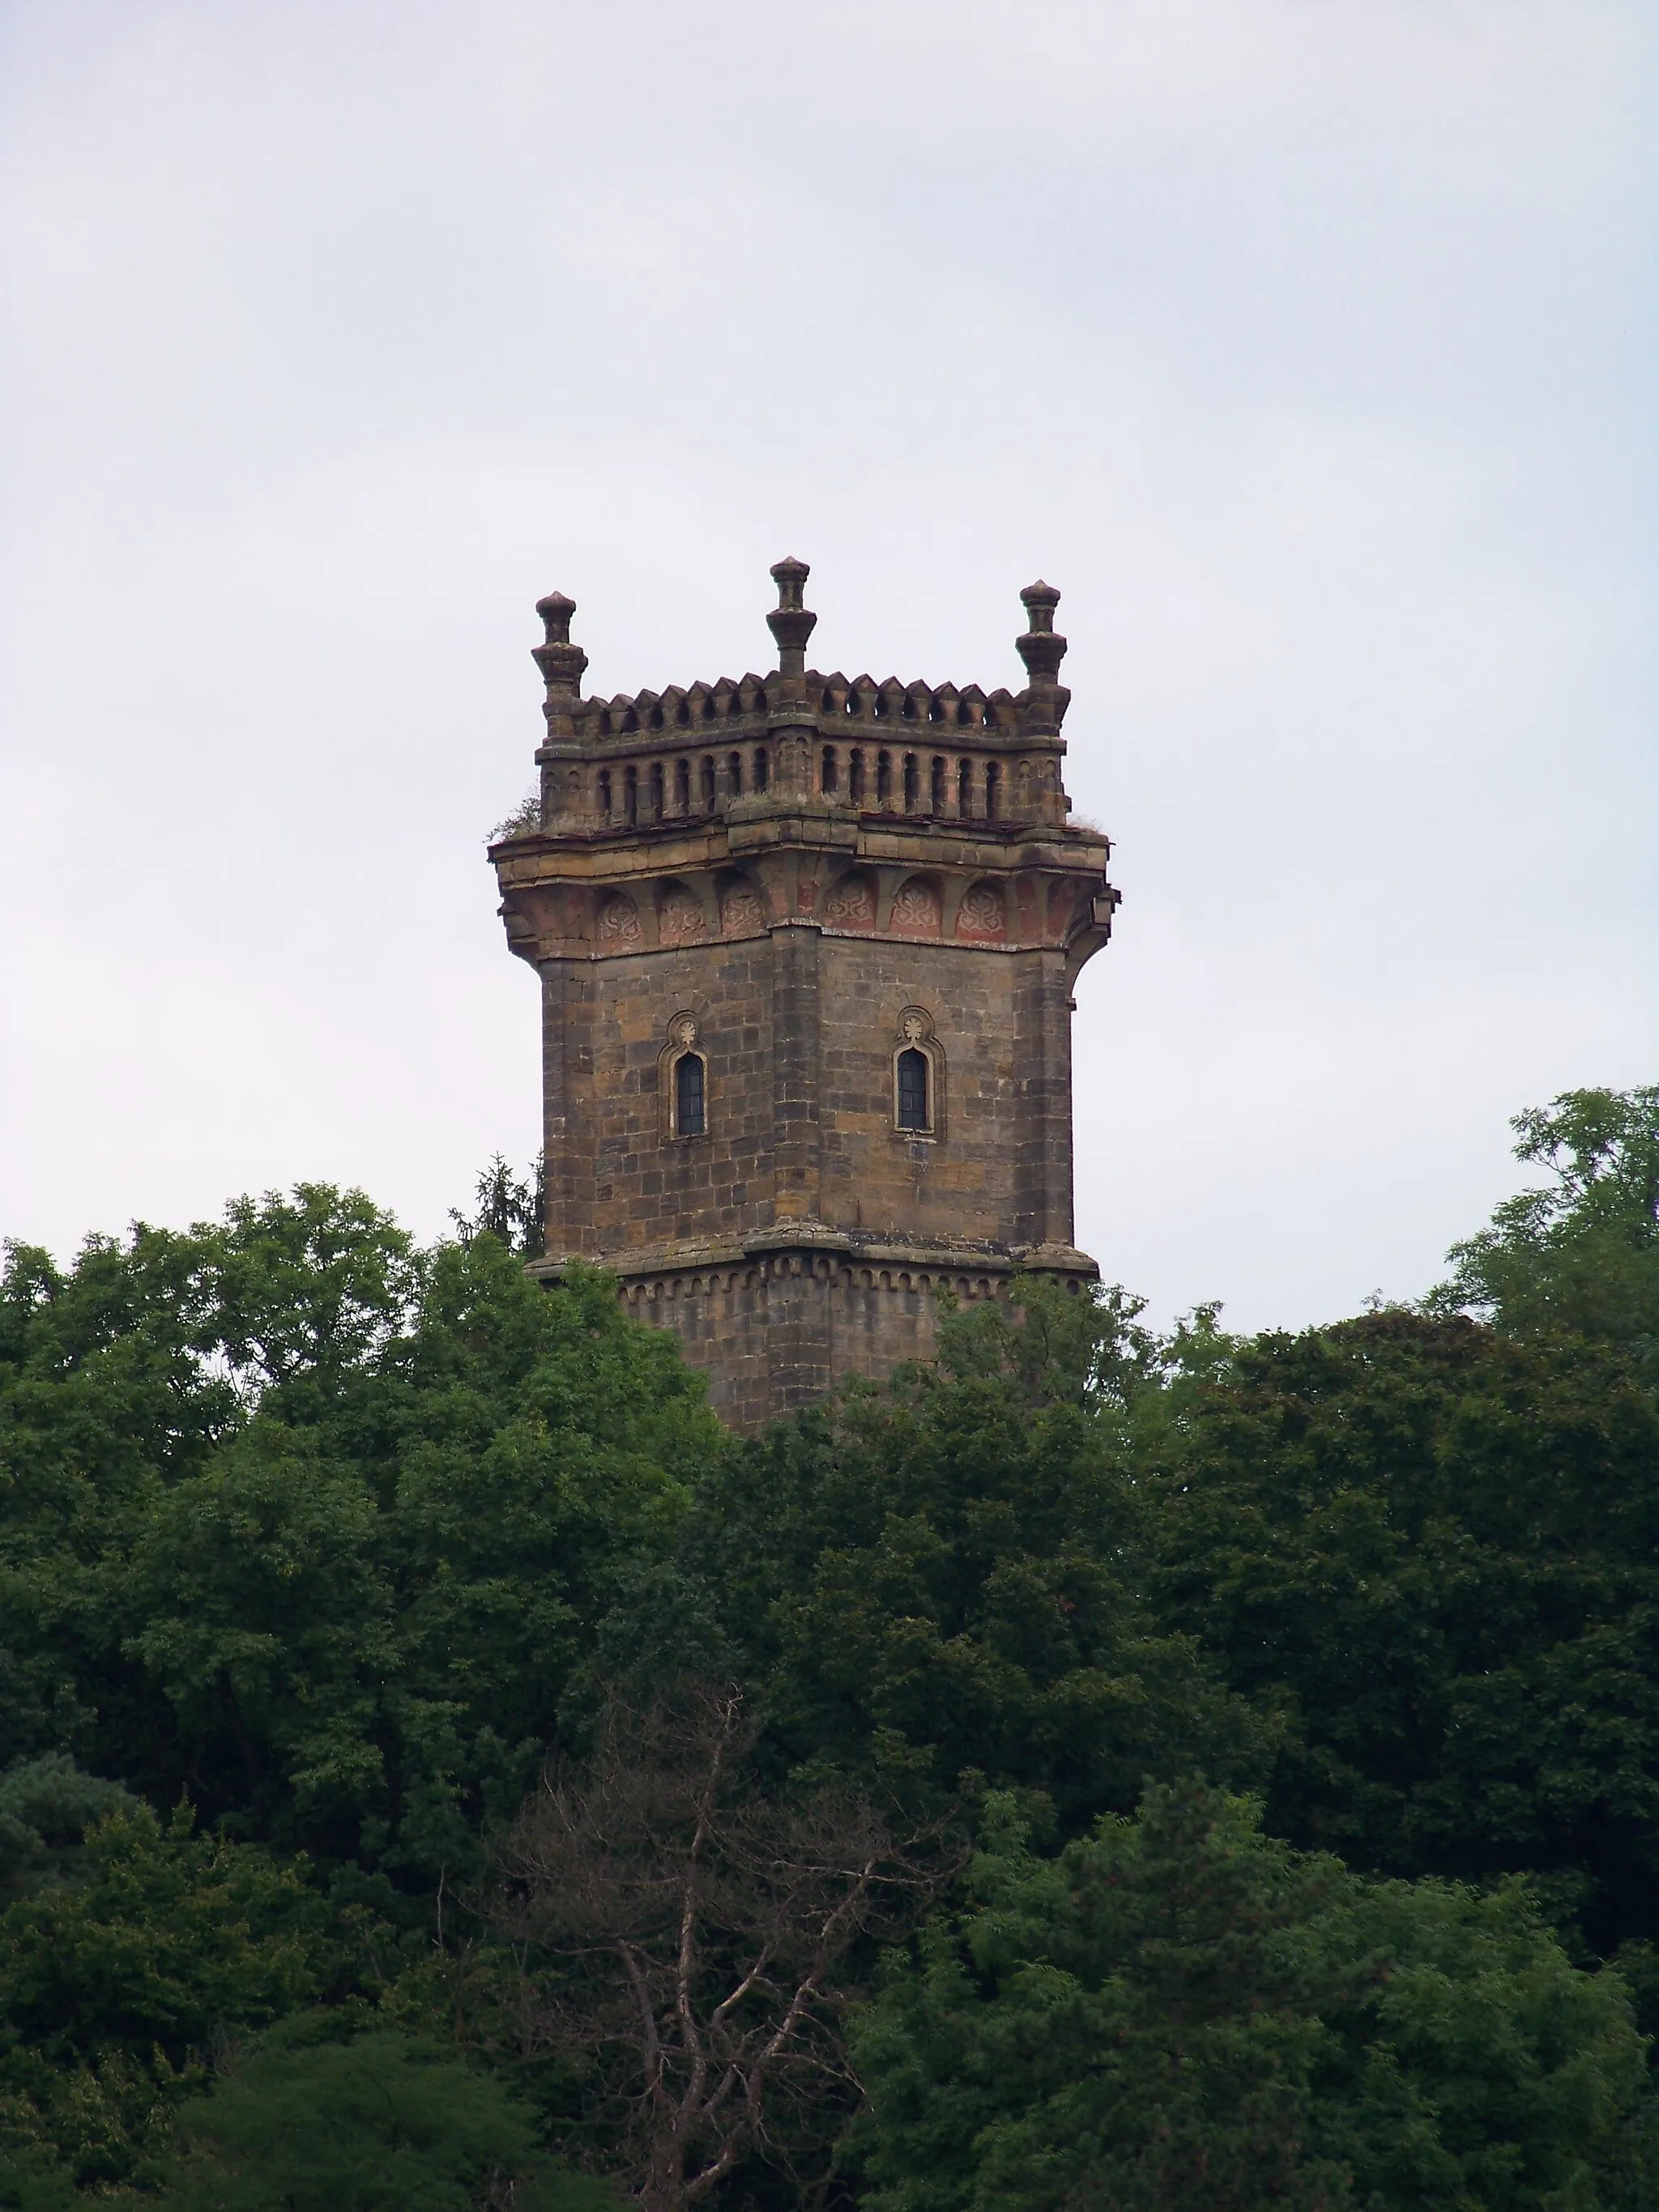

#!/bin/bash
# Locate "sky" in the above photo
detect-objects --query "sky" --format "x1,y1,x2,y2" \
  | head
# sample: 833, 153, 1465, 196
2, 0, 1655, 1332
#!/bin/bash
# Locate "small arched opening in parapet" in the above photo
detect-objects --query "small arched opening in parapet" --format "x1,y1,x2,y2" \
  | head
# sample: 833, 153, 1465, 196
902, 753, 919, 812
876, 750, 893, 807
901, 693, 919, 722
753, 747, 770, 794
957, 758, 974, 816
848, 747, 866, 803
984, 761, 1001, 820
930, 756, 946, 813
675, 758, 692, 812
648, 703, 664, 731
621, 705, 640, 735
821, 745, 838, 795
726, 751, 744, 799
700, 755, 717, 810
675, 697, 691, 727
649, 761, 665, 820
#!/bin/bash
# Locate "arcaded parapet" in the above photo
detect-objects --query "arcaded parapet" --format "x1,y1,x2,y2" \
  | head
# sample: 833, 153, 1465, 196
490, 560, 1120, 1428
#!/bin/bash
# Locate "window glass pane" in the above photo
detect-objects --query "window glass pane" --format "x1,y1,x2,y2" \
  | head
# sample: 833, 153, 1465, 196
897, 1047, 929, 1131
676, 1052, 706, 1136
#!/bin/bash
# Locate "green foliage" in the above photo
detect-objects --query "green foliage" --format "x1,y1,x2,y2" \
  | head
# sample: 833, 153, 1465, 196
1433, 1086, 1659, 1380
164, 2030, 614, 2212
0, 1803, 339, 2188
853, 1782, 1655, 2212
637, 1280, 1262, 1824
450, 1157, 545, 1260
6, 1099, 1659, 2210
1149, 1311, 1659, 1958
0, 1755, 135, 1899
0, 1196, 714, 1877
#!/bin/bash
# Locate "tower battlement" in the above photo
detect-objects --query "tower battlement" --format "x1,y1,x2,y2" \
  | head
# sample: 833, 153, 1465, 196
491, 560, 1119, 1427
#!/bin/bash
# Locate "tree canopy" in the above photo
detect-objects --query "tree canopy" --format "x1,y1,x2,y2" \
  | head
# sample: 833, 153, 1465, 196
3, 1087, 1658, 2209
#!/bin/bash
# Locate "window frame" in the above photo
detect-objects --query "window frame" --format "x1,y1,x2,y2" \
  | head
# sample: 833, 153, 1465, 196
890, 1009, 943, 1142
659, 1012, 712, 1144
895, 1046, 930, 1132
673, 1048, 707, 1138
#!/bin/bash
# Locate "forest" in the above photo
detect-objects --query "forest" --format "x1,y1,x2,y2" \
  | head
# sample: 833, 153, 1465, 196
2, 1085, 1657, 2212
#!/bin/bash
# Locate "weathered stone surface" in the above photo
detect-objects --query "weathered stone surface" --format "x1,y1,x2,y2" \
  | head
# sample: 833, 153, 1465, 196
491, 562, 1120, 1428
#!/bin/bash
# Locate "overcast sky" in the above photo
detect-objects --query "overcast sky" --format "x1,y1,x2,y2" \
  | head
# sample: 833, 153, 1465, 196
2, 0, 1654, 1331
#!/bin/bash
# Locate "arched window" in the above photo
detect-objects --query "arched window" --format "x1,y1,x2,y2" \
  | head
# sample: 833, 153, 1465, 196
876, 750, 893, 806
957, 758, 974, 816
931, 756, 946, 813
896, 1047, 930, 1132
624, 764, 638, 825
985, 760, 1001, 820
675, 757, 691, 812
649, 761, 665, 819
903, 752, 919, 811
753, 747, 770, 793
675, 1050, 706, 1137
821, 745, 838, 794
598, 768, 613, 818
727, 751, 744, 799
700, 755, 716, 810
849, 747, 865, 803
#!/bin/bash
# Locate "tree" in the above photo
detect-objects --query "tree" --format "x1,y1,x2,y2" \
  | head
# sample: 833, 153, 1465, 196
1433, 1085, 1659, 1380
165, 2028, 614, 2212
1146, 1311, 1659, 1962
450, 1157, 546, 1261
0, 1803, 339, 2189
852, 1783, 1656, 2212
1, 1195, 716, 1877
0, 1754, 134, 1900
612, 1281, 1260, 1831
487, 1685, 952, 2212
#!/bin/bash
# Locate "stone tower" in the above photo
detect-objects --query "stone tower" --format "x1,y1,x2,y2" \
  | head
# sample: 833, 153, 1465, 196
490, 560, 1119, 1427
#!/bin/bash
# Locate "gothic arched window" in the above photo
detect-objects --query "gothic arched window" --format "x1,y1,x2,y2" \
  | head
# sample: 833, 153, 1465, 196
675, 1049, 706, 1137
896, 1047, 930, 1132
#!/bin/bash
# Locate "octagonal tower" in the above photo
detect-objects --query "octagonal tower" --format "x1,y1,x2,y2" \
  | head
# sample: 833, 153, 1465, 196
490, 560, 1120, 1427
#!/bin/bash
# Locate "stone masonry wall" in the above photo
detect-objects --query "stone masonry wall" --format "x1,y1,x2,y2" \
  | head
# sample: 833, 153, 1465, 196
498, 561, 1117, 1427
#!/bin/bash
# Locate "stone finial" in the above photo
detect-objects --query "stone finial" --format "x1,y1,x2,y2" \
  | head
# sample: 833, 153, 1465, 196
1016, 580, 1067, 682
766, 556, 818, 678
532, 591, 588, 701
1016, 578, 1070, 734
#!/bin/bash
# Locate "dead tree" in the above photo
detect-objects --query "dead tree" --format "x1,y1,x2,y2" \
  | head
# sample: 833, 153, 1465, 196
487, 1683, 953, 2212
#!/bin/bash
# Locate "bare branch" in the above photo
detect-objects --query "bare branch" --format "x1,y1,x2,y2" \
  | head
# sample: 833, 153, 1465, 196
484, 1682, 959, 2212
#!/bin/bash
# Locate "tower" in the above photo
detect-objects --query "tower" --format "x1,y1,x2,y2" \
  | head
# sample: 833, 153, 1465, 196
490, 560, 1120, 1427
